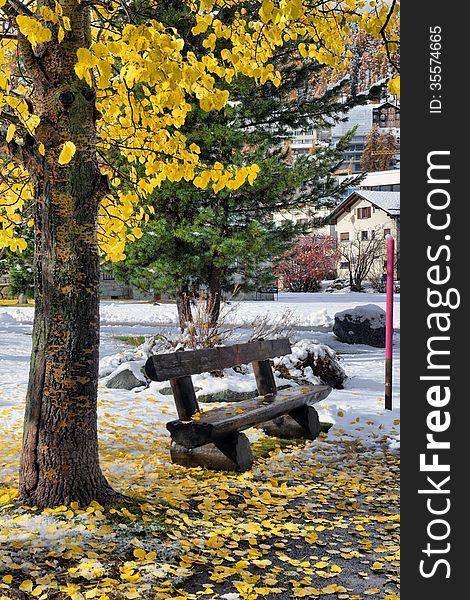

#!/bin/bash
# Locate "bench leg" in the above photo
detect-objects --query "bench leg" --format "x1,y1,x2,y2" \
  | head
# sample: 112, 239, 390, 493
261, 405, 321, 440
170, 433, 253, 472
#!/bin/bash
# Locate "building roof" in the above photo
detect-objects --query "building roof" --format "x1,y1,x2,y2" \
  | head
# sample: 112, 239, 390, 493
356, 190, 400, 214
358, 169, 400, 188
336, 169, 400, 189
373, 101, 400, 111
328, 190, 400, 223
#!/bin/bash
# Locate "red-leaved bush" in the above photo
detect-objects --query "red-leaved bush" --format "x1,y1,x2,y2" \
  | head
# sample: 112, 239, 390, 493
275, 235, 339, 292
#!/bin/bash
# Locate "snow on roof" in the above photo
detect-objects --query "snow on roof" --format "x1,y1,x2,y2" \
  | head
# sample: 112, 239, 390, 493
328, 190, 400, 222
354, 190, 400, 215
358, 169, 400, 187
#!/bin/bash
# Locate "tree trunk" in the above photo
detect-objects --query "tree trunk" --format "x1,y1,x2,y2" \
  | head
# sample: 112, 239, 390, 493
175, 286, 193, 332
18, 3, 116, 507
207, 264, 222, 328
348, 266, 355, 290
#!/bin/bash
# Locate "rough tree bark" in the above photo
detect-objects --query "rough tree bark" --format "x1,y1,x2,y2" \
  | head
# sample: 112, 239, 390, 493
175, 286, 193, 332
207, 263, 222, 328
17, 3, 116, 507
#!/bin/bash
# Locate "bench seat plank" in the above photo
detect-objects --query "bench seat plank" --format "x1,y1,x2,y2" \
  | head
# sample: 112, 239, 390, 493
166, 384, 331, 448
145, 338, 291, 382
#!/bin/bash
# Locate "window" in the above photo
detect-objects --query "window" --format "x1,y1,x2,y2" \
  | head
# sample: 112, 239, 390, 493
340, 261, 349, 269
384, 228, 391, 238
340, 232, 350, 241
357, 206, 371, 219
102, 272, 115, 281
361, 230, 369, 241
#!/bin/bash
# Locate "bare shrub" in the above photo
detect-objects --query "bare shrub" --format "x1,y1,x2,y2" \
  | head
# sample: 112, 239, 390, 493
174, 292, 240, 349
248, 309, 299, 342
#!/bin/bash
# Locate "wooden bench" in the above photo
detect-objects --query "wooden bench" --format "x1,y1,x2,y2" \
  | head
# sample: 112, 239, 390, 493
144, 338, 331, 471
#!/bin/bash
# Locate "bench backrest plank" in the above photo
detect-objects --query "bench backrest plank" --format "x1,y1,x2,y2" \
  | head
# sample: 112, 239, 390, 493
145, 338, 291, 382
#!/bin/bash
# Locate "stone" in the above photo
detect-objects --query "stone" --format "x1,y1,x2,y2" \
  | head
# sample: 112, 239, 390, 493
333, 304, 386, 348
160, 386, 202, 396
198, 389, 258, 404
275, 343, 346, 389
310, 353, 347, 389
106, 368, 147, 390
197, 385, 292, 404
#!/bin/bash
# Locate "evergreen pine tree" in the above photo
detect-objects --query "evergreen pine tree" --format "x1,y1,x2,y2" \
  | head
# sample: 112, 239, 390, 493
0, 229, 34, 301
111, 0, 383, 330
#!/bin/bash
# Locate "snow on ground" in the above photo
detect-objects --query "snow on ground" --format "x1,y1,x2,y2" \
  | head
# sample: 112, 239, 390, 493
0, 292, 400, 475
0, 291, 400, 329
0, 293, 400, 597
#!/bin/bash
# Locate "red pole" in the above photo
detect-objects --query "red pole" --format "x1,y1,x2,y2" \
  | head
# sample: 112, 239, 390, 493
385, 236, 394, 410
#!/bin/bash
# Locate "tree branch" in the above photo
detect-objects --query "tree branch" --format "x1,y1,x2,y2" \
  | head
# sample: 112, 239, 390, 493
4, 0, 34, 17
0, 128, 22, 161
0, 110, 21, 126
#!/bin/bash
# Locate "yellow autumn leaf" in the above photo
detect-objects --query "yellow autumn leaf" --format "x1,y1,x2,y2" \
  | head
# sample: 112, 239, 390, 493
6, 123, 16, 143
16, 15, 52, 47
388, 76, 400, 96
253, 559, 272, 568
133, 548, 146, 560
58, 141, 76, 165
19, 580, 33, 593
321, 584, 347, 594
330, 564, 342, 573
2, 575, 12, 585
40, 6, 58, 23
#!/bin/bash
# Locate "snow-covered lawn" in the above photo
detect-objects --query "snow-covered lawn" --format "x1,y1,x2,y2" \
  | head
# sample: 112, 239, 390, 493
0, 292, 400, 473
0, 291, 400, 329
0, 292, 400, 599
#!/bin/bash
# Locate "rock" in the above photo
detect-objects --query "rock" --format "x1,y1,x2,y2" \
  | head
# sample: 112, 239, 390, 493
324, 279, 349, 293
198, 384, 293, 404
160, 386, 202, 396
333, 304, 386, 348
198, 389, 259, 403
274, 342, 346, 389
310, 353, 347, 389
106, 368, 147, 390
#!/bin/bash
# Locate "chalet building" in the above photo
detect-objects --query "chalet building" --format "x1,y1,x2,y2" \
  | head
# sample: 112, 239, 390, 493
328, 190, 400, 280
372, 101, 400, 133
